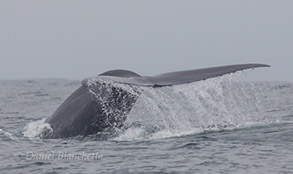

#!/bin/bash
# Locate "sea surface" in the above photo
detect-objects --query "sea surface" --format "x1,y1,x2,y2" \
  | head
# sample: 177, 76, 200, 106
0, 74, 293, 174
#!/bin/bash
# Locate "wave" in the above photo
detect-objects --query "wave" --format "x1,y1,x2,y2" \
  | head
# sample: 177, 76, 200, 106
0, 128, 16, 140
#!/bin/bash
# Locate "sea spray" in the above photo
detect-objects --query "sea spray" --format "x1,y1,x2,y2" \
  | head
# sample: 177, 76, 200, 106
23, 118, 53, 139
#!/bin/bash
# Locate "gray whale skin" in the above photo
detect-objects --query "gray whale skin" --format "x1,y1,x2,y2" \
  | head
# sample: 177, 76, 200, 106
46, 64, 270, 138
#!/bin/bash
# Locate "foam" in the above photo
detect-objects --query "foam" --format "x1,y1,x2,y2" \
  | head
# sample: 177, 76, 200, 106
23, 118, 53, 139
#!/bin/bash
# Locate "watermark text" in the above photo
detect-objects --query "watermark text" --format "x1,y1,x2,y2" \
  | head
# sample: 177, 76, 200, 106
14, 151, 103, 161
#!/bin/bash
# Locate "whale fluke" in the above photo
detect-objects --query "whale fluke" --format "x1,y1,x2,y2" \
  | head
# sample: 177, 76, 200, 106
145, 64, 270, 86
46, 64, 270, 138
83, 64, 270, 87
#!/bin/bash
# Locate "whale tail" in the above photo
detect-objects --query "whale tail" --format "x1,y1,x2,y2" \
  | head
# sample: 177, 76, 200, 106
46, 64, 270, 138
144, 64, 270, 86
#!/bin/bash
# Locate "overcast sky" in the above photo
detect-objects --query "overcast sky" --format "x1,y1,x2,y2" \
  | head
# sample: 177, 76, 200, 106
0, 0, 292, 81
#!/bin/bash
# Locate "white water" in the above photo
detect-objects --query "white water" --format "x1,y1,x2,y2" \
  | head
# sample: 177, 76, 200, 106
118, 75, 277, 141
23, 118, 53, 139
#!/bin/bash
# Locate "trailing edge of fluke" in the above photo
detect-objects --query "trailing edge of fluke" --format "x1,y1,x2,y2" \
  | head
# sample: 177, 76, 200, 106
45, 63, 270, 138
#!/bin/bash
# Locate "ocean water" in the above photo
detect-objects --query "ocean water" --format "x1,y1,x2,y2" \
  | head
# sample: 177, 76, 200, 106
0, 74, 293, 174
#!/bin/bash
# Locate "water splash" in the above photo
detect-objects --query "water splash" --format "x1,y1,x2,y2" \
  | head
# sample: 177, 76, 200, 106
23, 118, 53, 139
117, 74, 274, 141
0, 128, 15, 140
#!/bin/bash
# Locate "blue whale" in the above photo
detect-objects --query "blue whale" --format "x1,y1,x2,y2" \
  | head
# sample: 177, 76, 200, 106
46, 64, 270, 138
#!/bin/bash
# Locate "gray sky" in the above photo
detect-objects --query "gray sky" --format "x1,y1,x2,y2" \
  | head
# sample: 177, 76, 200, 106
0, 0, 292, 81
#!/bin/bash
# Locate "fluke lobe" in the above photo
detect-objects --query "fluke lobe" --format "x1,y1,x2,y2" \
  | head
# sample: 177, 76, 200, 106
45, 64, 270, 138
